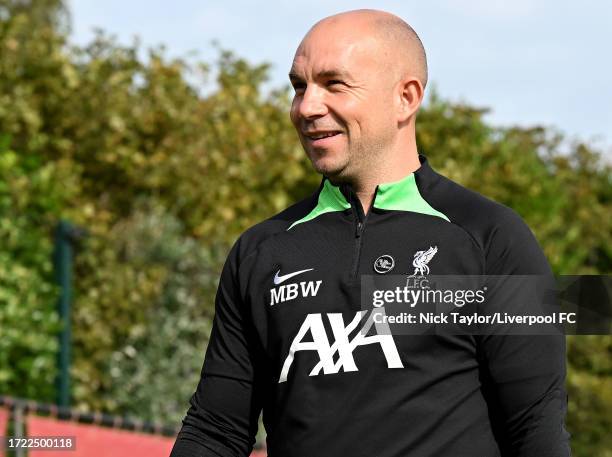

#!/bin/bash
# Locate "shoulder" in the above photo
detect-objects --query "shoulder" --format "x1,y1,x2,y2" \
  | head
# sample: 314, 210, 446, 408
228, 190, 319, 267
422, 170, 550, 275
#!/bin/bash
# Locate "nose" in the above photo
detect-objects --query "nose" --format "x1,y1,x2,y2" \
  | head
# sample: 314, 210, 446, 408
294, 84, 328, 120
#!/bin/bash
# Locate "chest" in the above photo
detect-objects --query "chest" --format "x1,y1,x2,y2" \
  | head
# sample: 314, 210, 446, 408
242, 213, 483, 382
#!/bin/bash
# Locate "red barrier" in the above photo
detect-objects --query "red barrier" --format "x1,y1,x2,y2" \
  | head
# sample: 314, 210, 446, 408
0, 407, 8, 457
27, 414, 174, 457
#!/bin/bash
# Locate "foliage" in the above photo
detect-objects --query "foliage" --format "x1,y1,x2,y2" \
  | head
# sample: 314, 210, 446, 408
0, 140, 76, 400
84, 200, 224, 424
0, 1, 610, 455
566, 335, 612, 456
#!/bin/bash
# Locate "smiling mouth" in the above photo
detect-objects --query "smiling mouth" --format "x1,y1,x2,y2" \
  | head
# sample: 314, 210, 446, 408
305, 131, 342, 141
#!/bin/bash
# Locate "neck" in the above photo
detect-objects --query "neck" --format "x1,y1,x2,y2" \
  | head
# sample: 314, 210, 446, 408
351, 135, 421, 215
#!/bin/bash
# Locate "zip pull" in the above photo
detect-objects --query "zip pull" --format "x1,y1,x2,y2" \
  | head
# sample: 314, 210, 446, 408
355, 221, 363, 238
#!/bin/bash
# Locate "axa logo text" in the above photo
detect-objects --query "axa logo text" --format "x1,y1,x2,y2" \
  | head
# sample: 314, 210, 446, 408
279, 309, 403, 382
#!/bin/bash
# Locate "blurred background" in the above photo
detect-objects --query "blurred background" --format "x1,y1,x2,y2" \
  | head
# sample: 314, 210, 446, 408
0, 0, 610, 455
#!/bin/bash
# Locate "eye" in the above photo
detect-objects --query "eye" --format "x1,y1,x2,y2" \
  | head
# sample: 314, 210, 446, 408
327, 80, 344, 87
292, 82, 306, 92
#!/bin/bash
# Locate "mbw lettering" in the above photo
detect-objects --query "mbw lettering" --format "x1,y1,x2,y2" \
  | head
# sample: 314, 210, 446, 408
270, 280, 322, 306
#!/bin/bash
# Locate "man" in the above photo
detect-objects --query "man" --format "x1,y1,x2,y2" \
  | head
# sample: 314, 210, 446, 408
171, 9, 571, 457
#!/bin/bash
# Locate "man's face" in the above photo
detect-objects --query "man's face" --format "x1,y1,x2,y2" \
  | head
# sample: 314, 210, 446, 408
289, 23, 397, 179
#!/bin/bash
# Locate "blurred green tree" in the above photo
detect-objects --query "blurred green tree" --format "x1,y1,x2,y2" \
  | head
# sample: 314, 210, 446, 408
0, 139, 75, 400
0, 0, 610, 454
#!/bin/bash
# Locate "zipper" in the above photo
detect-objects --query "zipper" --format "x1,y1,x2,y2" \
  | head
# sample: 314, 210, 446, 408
349, 186, 378, 280
351, 217, 365, 279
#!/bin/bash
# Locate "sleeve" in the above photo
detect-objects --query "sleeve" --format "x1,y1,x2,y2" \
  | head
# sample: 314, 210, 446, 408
170, 238, 265, 457
476, 209, 572, 457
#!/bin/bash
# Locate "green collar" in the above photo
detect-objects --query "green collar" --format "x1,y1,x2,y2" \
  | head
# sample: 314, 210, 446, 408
372, 172, 449, 221
288, 156, 450, 230
287, 179, 351, 230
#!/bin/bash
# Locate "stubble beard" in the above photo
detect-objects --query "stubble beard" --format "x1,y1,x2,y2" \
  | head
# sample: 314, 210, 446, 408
306, 130, 393, 182
306, 142, 351, 179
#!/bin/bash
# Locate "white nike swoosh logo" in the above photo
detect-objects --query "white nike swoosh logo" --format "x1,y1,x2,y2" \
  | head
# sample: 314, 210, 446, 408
273, 268, 314, 285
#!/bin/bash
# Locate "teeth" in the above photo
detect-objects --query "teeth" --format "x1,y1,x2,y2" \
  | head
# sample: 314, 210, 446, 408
310, 132, 338, 139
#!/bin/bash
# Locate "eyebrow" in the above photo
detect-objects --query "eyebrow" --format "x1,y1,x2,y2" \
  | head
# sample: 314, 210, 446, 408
288, 69, 354, 82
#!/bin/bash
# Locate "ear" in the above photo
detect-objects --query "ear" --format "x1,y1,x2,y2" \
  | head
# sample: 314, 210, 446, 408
396, 76, 424, 123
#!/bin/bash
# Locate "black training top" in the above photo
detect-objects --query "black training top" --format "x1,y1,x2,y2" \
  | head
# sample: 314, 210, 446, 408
170, 154, 571, 457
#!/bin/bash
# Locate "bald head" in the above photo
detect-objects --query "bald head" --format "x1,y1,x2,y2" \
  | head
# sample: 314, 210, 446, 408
289, 9, 427, 183
304, 9, 428, 90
